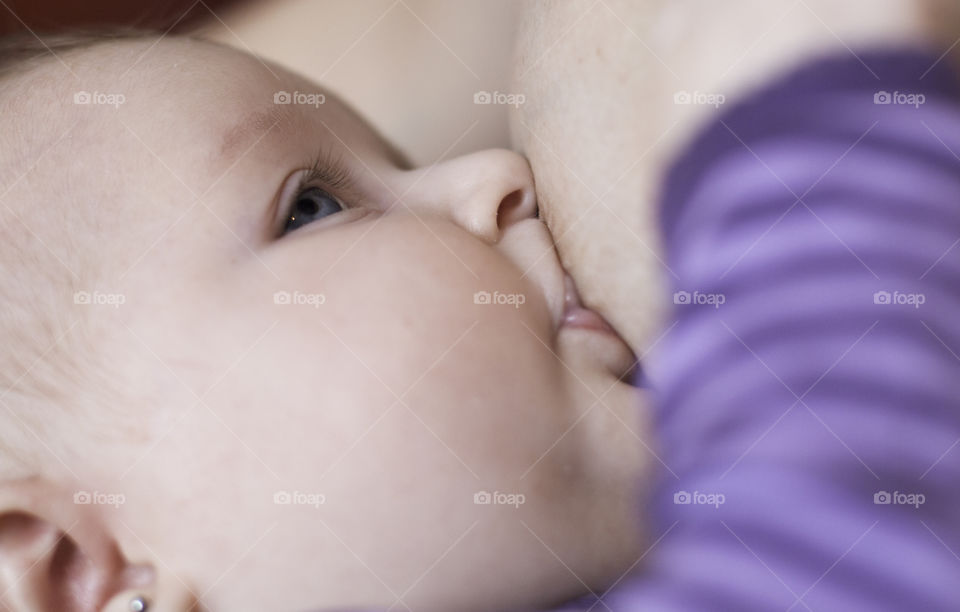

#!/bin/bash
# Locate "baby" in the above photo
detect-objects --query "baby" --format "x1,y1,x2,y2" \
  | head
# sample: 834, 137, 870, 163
0, 33, 650, 611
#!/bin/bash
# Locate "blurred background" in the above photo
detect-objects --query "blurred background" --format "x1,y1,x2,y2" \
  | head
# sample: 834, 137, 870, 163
0, 0, 519, 165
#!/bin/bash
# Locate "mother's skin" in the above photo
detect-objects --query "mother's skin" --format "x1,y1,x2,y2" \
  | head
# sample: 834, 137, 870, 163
510, 0, 959, 356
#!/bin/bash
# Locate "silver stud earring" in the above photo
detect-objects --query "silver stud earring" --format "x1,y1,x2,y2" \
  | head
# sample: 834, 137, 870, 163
129, 596, 148, 612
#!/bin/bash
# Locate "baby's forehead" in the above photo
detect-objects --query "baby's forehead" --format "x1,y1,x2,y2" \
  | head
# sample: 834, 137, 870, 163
85, 37, 393, 164
4, 35, 402, 239
68, 38, 322, 181
1, 38, 282, 232
4, 37, 287, 155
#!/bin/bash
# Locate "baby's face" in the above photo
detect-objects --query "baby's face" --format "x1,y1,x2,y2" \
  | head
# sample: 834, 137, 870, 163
15, 38, 647, 610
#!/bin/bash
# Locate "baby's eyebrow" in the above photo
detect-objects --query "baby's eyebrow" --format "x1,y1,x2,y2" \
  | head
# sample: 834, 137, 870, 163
216, 101, 412, 172
217, 104, 295, 163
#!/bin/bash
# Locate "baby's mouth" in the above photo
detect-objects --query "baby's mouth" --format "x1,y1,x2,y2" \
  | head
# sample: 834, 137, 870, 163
496, 216, 636, 377
560, 272, 618, 335
559, 271, 641, 385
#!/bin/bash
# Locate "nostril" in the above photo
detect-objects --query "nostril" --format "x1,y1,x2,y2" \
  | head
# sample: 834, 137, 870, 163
497, 189, 529, 230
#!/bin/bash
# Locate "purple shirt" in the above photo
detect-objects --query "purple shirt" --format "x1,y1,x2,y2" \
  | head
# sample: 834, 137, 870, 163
561, 48, 960, 611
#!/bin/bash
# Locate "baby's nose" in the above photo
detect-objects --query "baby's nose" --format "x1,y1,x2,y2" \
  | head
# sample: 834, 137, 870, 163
406, 149, 538, 244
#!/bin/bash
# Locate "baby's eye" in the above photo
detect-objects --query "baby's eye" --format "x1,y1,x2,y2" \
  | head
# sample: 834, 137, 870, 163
283, 187, 344, 234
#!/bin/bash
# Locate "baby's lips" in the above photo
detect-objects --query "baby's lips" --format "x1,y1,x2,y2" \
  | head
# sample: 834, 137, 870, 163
561, 273, 618, 333
561, 272, 640, 382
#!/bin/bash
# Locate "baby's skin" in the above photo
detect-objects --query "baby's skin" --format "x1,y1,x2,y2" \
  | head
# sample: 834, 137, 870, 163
0, 35, 650, 611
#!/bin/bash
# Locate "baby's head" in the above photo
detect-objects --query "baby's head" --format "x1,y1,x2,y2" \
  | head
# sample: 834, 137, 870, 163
0, 33, 647, 611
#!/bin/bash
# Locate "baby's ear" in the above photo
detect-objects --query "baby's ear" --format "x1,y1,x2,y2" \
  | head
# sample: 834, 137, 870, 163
0, 476, 154, 612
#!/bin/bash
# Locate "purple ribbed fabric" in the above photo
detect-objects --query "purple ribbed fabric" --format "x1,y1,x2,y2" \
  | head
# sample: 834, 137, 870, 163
559, 49, 960, 612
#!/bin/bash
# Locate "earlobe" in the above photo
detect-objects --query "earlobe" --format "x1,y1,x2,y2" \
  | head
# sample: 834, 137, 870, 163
0, 476, 154, 612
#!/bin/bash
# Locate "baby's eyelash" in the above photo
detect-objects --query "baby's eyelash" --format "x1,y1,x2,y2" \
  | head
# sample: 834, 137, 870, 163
296, 148, 357, 196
